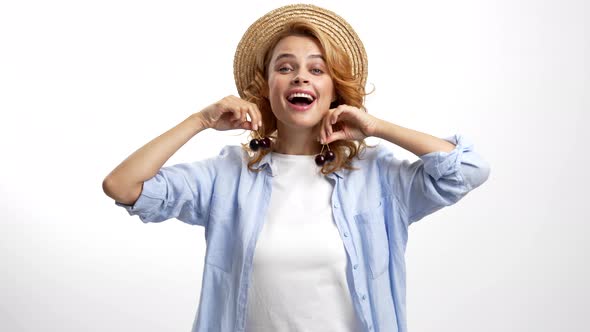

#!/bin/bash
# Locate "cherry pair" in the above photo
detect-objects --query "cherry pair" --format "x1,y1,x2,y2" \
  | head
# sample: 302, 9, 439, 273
249, 131, 272, 152
315, 145, 335, 166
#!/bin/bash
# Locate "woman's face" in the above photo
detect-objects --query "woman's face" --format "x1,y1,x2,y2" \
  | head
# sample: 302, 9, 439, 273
267, 35, 335, 131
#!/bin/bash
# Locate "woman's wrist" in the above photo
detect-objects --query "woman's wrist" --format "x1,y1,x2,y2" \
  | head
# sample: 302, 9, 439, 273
188, 113, 209, 133
370, 117, 389, 139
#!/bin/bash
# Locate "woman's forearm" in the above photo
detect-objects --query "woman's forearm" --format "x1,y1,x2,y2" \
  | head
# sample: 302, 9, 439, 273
372, 119, 455, 157
102, 113, 207, 205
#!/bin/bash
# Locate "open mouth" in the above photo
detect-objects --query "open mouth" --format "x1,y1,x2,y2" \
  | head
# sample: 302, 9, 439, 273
287, 92, 316, 106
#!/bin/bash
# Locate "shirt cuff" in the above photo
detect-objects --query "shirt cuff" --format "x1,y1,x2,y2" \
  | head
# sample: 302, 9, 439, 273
420, 134, 472, 181
114, 176, 163, 219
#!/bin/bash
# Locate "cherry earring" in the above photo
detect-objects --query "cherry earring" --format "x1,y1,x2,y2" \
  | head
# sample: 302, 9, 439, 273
315, 144, 335, 166
249, 130, 272, 151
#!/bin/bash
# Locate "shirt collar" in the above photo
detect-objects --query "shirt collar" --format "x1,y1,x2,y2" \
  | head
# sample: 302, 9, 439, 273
256, 152, 344, 179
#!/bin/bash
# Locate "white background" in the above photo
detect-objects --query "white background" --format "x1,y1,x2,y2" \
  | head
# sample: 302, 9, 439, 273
1, 0, 588, 331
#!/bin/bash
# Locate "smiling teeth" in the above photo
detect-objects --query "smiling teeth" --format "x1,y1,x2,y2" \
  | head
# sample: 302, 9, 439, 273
287, 93, 315, 101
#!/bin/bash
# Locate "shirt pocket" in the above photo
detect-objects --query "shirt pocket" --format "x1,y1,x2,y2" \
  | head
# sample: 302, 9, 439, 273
354, 200, 390, 279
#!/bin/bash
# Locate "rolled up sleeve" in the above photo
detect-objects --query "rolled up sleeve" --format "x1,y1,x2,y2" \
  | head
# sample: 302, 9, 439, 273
382, 135, 491, 225
115, 155, 219, 227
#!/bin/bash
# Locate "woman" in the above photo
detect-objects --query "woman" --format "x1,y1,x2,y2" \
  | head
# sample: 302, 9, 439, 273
103, 4, 490, 332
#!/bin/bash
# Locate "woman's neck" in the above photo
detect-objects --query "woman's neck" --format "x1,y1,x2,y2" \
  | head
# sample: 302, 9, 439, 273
273, 125, 322, 155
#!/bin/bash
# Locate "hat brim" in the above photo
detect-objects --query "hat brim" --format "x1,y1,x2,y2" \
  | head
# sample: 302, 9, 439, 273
233, 4, 368, 99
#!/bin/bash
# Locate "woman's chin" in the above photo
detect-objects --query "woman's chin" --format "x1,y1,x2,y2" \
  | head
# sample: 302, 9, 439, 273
277, 117, 323, 131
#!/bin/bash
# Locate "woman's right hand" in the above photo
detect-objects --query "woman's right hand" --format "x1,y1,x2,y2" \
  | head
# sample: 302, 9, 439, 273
196, 95, 262, 131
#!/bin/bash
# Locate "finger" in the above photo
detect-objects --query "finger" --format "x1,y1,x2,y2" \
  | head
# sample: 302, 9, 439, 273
232, 101, 247, 120
320, 126, 327, 144
253, 104, 263, 129
322, 114, 330, 143
230, 104, 244, 118
231, 107, 242, 120
241, 104, 250, 121
239, 120, 253, 130
326, 120, 333, 141
230, 96, 260, 130
321, 111, 334, 144
331, 107, 347, 124
325, 130, 347, 144
228, 116, 242, 129
247, 104, 259, 131
326, 108, 344, 139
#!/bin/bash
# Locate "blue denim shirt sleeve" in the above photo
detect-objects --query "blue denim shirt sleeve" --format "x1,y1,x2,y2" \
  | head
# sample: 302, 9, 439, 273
379, 135, 490, 225
114, 150, 223, 227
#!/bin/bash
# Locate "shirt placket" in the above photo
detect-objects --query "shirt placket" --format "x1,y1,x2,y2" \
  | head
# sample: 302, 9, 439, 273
328, 174, 374, 331
236, 166, 274, 331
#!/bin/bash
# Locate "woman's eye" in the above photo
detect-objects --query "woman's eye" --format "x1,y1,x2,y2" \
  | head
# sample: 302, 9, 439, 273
278, 67, 292, 73
311, 68, 324, 74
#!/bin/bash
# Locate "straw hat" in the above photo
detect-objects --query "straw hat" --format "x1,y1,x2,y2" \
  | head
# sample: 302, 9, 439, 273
233, 4, 368, 99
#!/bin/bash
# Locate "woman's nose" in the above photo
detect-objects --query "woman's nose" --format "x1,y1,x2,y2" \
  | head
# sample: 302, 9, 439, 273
292, 73, 309, 84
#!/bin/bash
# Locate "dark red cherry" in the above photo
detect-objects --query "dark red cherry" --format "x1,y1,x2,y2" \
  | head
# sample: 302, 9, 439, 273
315, 154, 326, 166
249, 139, 260, 151
260, 137, 271, 149
324, 150, 335, 162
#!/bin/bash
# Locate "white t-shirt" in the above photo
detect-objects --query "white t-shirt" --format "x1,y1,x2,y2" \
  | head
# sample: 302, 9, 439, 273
245, 152, 364, 332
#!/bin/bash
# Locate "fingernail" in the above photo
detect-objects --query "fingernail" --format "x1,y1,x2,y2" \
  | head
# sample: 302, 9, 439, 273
253, 124, 258, 130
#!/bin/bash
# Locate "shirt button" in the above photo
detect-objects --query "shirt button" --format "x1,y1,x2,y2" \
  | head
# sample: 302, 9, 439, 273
333, 203, 339, 208
369, 325, 373, 330
343, 232, 349, 237
361, 294, 366, 300
353, 264, 358, 270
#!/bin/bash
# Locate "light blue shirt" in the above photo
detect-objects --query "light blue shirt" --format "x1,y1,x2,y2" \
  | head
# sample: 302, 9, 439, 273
117, 135, 490, 332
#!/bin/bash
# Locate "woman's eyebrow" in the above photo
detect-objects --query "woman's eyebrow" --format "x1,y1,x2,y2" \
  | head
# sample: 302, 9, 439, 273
274, 53, 325, 62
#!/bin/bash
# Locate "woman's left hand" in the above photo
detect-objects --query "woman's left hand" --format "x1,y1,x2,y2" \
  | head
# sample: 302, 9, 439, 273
320, 104, 379, 144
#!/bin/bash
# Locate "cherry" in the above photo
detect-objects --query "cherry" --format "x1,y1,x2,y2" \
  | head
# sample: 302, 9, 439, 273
315, 154, 326, 166
324, 150, 335, 162
260, 137, 271, 149
249, 139, 260, 151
